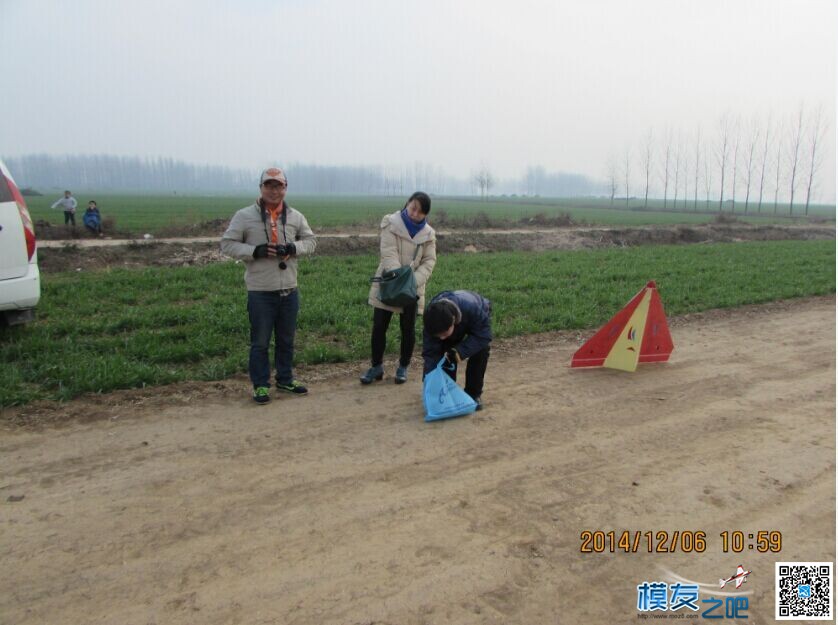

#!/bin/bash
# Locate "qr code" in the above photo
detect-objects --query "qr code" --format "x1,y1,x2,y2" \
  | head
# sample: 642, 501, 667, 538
776, 562, 833, 620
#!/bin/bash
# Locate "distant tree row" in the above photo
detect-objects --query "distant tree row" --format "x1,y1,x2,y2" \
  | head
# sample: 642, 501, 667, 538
288, 162, 471, 195
3, 155, 479, 196
519, 166, 602, 198
4, 153, 603, 199
5, 154, 253, 193
607, 105, 832, 215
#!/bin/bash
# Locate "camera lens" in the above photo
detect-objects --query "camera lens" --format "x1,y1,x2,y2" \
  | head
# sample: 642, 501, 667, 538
279, 261, 287, 270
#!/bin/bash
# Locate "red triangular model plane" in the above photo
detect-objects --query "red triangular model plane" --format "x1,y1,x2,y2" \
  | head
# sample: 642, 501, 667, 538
571, 281, 673, 372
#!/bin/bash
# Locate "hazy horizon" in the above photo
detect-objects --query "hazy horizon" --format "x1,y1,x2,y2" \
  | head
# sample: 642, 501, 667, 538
1, 0, 835, 202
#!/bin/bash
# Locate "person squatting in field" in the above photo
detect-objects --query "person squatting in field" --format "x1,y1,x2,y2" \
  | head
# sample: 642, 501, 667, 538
83, 200, 103, 235
423, 290, 492, 411
361, 191, 437, 385
221, 167, 317, 404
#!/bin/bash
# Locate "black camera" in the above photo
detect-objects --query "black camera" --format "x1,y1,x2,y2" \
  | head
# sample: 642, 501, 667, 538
275, 244, 289, 269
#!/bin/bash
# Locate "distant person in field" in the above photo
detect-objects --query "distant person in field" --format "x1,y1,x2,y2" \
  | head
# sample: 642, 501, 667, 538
423, 290, 493, 411
361, 191, 437, 385
221, 167, 317, 405
83, 200, 103, 236
51, 190, 77, 227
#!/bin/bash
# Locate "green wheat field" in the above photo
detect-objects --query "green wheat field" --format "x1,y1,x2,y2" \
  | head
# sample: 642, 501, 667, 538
1, 240, 833, 406
25, 193, 835, 234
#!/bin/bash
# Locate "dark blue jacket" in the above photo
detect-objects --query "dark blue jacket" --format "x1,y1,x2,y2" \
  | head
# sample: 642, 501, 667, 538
83, 208, 101, 229
423, 290, 492, 374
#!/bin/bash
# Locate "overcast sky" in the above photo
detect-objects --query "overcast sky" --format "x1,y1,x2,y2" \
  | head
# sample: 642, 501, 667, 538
1, 0, 835, 200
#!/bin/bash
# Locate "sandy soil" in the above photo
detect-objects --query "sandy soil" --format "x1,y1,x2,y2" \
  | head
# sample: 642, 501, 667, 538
1, 297, 834, 624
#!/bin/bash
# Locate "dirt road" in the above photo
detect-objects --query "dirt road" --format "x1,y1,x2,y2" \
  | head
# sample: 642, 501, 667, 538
2, 297, 834, 624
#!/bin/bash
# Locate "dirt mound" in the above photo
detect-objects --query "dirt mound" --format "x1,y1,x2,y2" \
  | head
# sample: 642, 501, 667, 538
35, 223, 835, 273
574, 223, 835, 247
37, 241, 226, 272
436, 223, 834, 253
711, 212, 744, 224
34, 218, 134, 240
155, 218, 231, 238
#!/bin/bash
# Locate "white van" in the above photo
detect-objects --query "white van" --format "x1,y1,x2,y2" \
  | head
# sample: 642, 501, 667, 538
0, 160, 40, 325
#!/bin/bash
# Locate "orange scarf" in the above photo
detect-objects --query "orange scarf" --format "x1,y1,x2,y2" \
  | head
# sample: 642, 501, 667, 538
265, 202, 283, 243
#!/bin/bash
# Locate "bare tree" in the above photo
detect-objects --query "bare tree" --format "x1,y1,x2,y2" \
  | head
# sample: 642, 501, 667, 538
643, 130, 653, 209
672, 139, 682, 209
730, 117, 741, 212
661, 130, 673, 210
623, 148, 631, 209
787, 106, 805, 215
693, 125, 701, 211
757, 112, 772, 213
682, 148, 690, 210
471, 170, 482, 198
803, 105, 828, 215
742, 118, 760, 213
607, 157, 618, 207
382, 168, 391, 196
716, 114, 731, 212
703, 144, 713, 210
485, 169, 494, 198
773, 120, 784, 214
472, 165, 494, 200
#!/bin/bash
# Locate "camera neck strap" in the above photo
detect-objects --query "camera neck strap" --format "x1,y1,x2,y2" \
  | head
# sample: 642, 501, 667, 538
259, 200, 287, 245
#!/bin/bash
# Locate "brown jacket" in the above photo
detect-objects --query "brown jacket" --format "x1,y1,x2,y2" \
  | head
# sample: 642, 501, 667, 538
368, 211, 437, 314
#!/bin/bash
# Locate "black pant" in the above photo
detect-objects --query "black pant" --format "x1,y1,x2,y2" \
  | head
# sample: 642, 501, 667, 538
371, 304, 417, 367
443, 346, 490, 400
64, 211, 75, 226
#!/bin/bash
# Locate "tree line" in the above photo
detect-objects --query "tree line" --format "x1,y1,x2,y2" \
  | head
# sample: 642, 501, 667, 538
3, 153, 603, 198
5, 154, 254, 193
607, 105, 832, 215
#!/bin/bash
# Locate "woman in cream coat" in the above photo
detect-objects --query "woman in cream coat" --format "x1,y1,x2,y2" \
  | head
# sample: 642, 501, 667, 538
361, 191, 437, 384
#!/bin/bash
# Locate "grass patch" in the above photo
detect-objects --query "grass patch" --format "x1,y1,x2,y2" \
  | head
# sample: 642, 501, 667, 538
25, 193, 834, 235
1, 240, 834, 406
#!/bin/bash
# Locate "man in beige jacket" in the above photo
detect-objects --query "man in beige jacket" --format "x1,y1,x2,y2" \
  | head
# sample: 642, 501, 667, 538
362, 192, 437, 385
221, 168, 316, 404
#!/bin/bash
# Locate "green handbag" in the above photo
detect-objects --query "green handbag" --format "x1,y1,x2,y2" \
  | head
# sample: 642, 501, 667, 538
371, 245, 420, 308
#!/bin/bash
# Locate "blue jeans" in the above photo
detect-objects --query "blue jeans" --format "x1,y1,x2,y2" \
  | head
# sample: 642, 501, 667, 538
247, 289, 299, 388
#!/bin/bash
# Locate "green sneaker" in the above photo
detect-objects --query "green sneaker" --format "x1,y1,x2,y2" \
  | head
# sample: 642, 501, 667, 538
253, 386, 271, 404
276, 380, 308, 395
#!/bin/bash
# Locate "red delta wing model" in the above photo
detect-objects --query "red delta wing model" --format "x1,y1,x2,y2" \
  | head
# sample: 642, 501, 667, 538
571, 281, 673, 372
720, 565, 751, 589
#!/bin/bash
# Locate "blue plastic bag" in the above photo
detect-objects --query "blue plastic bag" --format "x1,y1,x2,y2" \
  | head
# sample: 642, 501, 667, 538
423, 357, 477, 422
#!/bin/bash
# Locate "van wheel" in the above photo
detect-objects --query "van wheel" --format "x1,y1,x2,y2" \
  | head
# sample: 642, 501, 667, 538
2, 309, 35, 326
